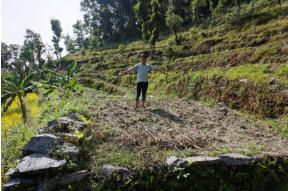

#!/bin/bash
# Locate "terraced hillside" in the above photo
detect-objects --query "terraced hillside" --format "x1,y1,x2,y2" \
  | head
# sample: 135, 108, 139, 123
52, 3, 288, 154
60, 3, 288, 122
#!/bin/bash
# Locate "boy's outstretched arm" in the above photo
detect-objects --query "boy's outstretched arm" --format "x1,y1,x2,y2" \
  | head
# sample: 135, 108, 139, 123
157, 69, 167, 75
118, 68, 132, 76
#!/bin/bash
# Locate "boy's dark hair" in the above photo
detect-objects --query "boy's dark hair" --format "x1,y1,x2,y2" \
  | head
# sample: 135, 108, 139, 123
140, 53, 148, 58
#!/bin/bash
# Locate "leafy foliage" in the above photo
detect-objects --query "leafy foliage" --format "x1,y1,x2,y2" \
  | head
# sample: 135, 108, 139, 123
40, 61, 78, 96
1, 72, 38, 122
50, 19, 63, 58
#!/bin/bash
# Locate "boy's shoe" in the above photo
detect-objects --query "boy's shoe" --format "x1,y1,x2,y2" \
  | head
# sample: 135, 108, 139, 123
142, 104, 146, 110
134, 103, 139, 109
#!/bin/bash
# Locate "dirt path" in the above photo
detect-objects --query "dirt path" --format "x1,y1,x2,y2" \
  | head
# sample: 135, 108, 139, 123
89, 92, 288, 157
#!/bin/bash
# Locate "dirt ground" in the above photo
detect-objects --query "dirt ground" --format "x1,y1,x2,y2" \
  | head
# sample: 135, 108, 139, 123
88, 91, 288, 158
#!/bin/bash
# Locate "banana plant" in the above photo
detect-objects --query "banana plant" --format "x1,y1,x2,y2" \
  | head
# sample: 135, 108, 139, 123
40, 61, 78, 96
1, 72, 38, 122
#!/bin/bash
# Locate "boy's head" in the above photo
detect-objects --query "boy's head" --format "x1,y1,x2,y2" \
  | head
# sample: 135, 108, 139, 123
140, 53, 147, 63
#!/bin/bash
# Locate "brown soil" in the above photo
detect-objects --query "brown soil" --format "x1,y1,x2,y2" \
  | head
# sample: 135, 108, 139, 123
90, 94, 288, 156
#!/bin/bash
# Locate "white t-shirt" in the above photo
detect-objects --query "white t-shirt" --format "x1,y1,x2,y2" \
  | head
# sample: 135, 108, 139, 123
129, 63, 158, 82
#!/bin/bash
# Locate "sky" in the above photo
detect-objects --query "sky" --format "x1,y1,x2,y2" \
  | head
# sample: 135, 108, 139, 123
1, 0, 83, 55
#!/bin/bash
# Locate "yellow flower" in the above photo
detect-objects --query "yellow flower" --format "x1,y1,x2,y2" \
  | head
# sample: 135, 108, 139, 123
1, 113, 22, 131
26, 93, 38, 101
1, 93, 40, 132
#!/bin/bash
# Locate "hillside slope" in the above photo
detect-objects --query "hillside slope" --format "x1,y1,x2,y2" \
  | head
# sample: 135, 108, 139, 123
61, 3, 288, 121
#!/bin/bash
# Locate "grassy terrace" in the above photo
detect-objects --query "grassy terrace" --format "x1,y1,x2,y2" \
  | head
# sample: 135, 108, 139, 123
58, 3, 288, 120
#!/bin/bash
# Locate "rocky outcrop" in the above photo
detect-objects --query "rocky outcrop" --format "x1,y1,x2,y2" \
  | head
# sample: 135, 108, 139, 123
61, 143, 81, 159
220, 153, 260, 166
3, 114, 87, 191
6, 153, 66, 177
22, 134, 60, 156
102, 164, 129, 178
37, 170, 89, 191
166, 154, 261, 171
45, 114, 86, 133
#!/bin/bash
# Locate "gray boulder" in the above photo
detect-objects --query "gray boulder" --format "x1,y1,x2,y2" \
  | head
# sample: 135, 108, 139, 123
38, 170, 89, 191
47, 115, 86, 133
2, 178, 34, 191
22, 134, 60, 156
166, 155, 221, 172
220, 153, 260, 166
61, 143, 81, 159
102, 164, 129, 178
183, 156, 221, 165
6, 153, 66, 177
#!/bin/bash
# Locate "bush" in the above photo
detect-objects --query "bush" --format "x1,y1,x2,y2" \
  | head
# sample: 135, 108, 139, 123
118, 44, 126, 53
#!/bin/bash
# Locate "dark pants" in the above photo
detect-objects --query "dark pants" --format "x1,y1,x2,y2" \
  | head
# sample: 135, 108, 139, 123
135, 82, 148, 102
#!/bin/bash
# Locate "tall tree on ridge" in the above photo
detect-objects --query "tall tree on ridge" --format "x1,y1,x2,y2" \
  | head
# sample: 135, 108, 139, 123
235, 0, 241, 25
149, 0, 162, 57
64, 34, 76, 54
34, 33, 45, 69
166, 1, 183, 45
50, 19, 63, 58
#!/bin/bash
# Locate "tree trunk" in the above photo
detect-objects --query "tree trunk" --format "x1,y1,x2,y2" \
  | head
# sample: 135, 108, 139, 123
174, 31, 180, 45
237, 0, 241, 26
252, 0, 255, 14
195, 0, 200, 24
18, 95, 27, 123
150, 44, 155, 59
277, 0, 281, 5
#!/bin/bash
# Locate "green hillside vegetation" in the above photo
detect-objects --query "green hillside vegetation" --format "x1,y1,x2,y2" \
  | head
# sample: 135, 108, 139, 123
1, 0, 288, 190
60, 2, 288, 120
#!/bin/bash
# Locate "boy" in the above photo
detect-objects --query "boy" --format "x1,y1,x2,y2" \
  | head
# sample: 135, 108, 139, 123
118, 53, 166, 109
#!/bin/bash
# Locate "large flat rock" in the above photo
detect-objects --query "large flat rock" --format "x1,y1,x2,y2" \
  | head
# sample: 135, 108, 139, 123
22, 134, 60, 155
38, 170, 89, 191
6, 153, 66, 177
184, 156, 221, 165
2, 178, 34, 191
220, 154, 260, 166
166, 155, 221, 172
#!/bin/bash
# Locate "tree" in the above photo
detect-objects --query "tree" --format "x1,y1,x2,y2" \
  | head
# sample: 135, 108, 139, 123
134, 0, 162, 57
73, 20, 89, 49
50, 19, 63, 58
191, 0, 207, 24
1, 43, 12, 69
166, 2, 184, 45
134, 0, 151, 41
149, 0, 162, 57
19, 29, 45, 70
23, 29, 36, 69
80, 0, 139, 46
277, 0, 282, 5
210, 0, 227, 28
235, 0, 241, 26
1, 72, 38, 122
20, 45, 33, 73
166, 0, 192, 26
64, 34, 76, 54
34, 33, 45, 69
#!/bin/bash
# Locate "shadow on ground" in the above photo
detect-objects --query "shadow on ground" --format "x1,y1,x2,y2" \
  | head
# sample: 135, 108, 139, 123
148, 108, 184, 124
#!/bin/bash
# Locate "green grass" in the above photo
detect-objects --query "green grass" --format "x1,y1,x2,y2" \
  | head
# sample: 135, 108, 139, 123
225, 64, 271, 82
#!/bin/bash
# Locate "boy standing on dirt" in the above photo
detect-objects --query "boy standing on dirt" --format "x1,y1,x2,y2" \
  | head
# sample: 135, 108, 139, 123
118, 53, 166, 109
